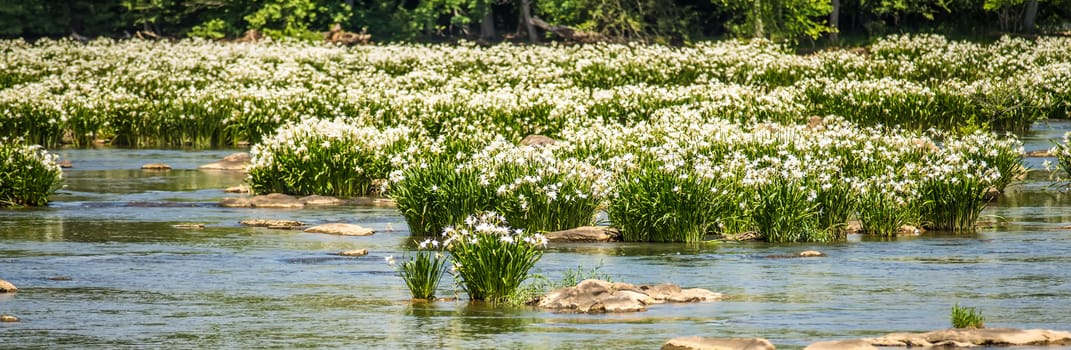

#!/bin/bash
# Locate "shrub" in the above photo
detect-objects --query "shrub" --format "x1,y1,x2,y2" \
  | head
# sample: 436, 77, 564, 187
0, 139, 63, 207
951, 304, 985, 329
445, 212, 546, 303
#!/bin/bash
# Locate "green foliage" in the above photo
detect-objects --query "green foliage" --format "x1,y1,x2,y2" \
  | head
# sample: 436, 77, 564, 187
537, 0, 692, 41
188, 18, 228, 40
244, 0, 351, 41
398, 247, 449, 300
750, 179, 830, 243
951, 304, 986, 328
445, 212, 546, 303
718, 0, 832, 42
0, 139, 63, 207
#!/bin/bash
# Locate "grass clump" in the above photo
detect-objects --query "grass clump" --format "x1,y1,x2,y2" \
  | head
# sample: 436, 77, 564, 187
0, 138, 63, 207
951, 304, 985, 329
397, 238, 449, 300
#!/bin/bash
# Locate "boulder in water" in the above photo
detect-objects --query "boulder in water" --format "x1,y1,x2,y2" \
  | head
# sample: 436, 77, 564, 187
662, 337, 776, 350
305, 223, 374, 236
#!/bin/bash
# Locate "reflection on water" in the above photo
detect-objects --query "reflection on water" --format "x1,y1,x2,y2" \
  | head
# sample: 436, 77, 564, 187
2, 142, 1071, 348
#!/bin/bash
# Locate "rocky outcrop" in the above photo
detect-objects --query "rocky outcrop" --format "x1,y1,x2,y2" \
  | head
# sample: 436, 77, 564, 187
248, 193, 304, 208
338, 249, 369, 257
804, 339, 878, 350
299, 195, 344, 206
239, 219, 305, 229
199, 152, 250, 171
536, 279, 720, 313
304, 223, 375, 236
662, 337, 775, 350
545, 226, 619, 242
520, 134, 557, 147
141, 163, 172, 170
0, 279, 16, 293
864, 328, 1071, 347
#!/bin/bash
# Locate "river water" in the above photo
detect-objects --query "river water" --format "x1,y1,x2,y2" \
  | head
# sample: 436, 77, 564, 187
2, 123, 1071, 349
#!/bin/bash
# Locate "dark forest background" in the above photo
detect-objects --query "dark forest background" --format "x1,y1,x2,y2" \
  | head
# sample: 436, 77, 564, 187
1, 0, 1069, 45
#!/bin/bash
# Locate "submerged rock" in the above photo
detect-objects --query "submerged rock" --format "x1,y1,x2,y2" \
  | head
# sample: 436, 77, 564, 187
141, 163, 172, 170
172, 223, 206, 229
305, 223, 374, 236
239, 219, 305, 228
662, 337, 776, 350
798, 250, 825, 257
0, 315, 18, 322
804, 339, 878, 350
536, 279, 720, 313
545, 226, 619, 242
338, 249, 369, 257
520, 134, 557, 147
299, 195, 344, 206
58, 160, 73, 168
0, 279, 16, 293
199, 152, 250, 171
865, 328, 1071, 347
220, 197, 253, 208
250, 193, 305, 208
1024, 149, 1052, 157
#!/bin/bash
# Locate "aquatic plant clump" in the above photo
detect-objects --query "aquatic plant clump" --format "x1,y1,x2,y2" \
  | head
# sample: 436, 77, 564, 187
398, 239, 449, 300
0, 138, 63, 207
951, 304, 985, 329
444, 212, 546, 303
247, 118, 413, 197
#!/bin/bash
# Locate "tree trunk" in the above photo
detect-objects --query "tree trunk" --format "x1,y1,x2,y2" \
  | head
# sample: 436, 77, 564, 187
1023, 0, 1038, 35
753, 0, 764, 38
829, 0, 840, 43
481, 4, 496, 39
520, 0, 539, 42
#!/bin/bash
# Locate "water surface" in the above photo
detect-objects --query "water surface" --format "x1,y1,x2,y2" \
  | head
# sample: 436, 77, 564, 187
2, 143, 1071, 349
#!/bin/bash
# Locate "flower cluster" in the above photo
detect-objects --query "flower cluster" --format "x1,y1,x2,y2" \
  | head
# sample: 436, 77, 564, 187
0, 137, 63, 206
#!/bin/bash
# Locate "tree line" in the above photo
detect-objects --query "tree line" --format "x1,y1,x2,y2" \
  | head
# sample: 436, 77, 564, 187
1, 0, 1068, 44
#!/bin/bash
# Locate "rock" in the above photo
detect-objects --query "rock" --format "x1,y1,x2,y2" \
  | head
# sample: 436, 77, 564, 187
348, 197, 397, 207
844, 220, 863, 234
662, 337, 776, 350
807, 116, 825, 130
58, 160, 73, 168
898, 225, 923, 236
0, 279, 16, 293
48, 276, 72, 281
725, 231, 762, 241
640, 283, 723, 303
338, 249, 369, 257
239, 219, 305, 228
520, 134, 557, 147
984, 187, 1001, 201
299, 195, 344, 206
172, 223, 206, 229
538, 279, 654, 313
304, 223, 374, 236
224, 185, 250, 193
545, 226, 619, 242
0, 315, 18, 322
864, 328, 1071, 347
220, 197, 253, 208
804, 339, 878, 350
1024, 149, 1052, 157
249, 193, 305, 209
798, 250, 825, 257
199, 152, 250, 171
141, 163, 172, 170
